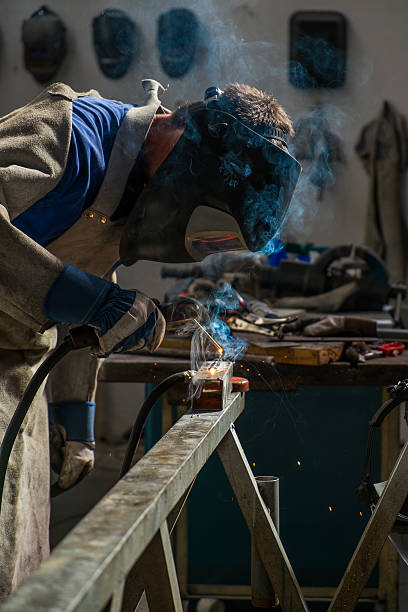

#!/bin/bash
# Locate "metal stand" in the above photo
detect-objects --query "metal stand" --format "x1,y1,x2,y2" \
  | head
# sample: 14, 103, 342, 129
2, 388, 406, 612
328, 437, 408, 611
217, 426, 308, 612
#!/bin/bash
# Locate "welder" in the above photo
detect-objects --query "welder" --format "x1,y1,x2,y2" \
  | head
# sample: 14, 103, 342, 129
0, 78, 300, 596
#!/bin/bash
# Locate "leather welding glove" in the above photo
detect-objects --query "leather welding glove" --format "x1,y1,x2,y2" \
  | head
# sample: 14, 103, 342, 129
44, 264, 166, 355
49, 402, 96, 490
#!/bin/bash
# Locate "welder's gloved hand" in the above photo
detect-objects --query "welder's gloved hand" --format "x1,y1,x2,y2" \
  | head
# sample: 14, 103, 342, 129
49, 401, 96, 490
44, 264, 166, 356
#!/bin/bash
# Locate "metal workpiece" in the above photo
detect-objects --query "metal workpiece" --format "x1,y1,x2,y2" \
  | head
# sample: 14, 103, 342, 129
251, 476, 280, 608
192, 361, 233, 412
1, 392, 245, 612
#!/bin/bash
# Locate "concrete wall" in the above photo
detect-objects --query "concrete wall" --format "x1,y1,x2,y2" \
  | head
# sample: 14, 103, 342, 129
1, 1, 407, 437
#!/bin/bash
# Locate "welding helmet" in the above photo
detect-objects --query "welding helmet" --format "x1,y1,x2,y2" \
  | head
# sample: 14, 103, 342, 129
157, 8, 198, 78
120, 86, 301, 264
93, 9, 139, 79
22, 6, 66, 83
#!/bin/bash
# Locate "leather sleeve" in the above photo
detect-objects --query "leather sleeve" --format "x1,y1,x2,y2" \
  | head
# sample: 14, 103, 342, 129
0, 204, 64, 330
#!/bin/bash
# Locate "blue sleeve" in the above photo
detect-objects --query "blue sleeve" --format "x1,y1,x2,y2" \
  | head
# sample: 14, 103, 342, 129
49, 401, 96, 442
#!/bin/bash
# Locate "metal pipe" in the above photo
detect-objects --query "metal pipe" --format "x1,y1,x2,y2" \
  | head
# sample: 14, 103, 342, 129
251, 476, 280, 608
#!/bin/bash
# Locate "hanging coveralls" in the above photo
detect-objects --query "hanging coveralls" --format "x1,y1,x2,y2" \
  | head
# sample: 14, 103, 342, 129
0, 80, 164, 598
355, 101, 408, 282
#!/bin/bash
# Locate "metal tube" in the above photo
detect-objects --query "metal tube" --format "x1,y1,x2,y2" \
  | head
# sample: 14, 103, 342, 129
251, 476, 280, 608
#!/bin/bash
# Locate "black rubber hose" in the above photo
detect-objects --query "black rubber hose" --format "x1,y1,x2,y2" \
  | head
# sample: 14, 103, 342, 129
120, 371, 194, 478
0, 325, 98, 509
0, 338, 74, 514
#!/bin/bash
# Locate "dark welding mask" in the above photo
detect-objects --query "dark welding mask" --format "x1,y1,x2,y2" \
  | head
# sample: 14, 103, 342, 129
93, 9, 139, 79
120, 87, 301, 265
22, 6, 66, 83
157, 8, 198, 78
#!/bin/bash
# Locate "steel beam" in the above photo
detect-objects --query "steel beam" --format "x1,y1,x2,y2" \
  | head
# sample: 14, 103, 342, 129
0, 393, 244, 612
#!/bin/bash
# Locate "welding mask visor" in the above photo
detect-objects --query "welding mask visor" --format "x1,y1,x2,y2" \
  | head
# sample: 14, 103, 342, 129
120, 108, 301, 264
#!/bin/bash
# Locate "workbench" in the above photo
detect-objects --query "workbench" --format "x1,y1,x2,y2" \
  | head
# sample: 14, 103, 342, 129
99, 351, 408, 391
99, 350, 406, 611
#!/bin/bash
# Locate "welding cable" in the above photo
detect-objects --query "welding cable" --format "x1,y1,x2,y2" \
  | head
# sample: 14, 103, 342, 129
0, 326, 98, 513
120, 370, 196, 478
0, 339, 73, 514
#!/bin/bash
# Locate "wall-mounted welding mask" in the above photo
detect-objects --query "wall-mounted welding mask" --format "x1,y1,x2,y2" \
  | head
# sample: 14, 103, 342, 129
157, 8, 198, 78
22, 6, 66, 83
93, 9, 139, 79
120, 88, 301, 264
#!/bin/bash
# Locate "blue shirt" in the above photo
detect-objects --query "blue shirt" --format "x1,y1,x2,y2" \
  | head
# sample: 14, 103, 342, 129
12, 96, 134, 246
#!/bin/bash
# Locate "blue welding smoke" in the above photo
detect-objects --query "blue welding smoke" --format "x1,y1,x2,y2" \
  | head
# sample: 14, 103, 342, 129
208, 283, 247, 359
115, 1, 363, 254
289, 34, 346, 89
291, 104, 345, 202
188, 281, 247, 372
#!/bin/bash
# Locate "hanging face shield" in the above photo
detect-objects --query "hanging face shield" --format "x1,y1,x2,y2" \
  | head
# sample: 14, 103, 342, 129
120, 87, 301, 265
22, 6, 66, 84
157, 8, 198, 78
92, 9, 139, 79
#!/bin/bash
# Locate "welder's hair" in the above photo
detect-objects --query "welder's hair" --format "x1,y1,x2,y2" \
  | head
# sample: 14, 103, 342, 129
170, 83, 295, 142
219, 84, 295, 137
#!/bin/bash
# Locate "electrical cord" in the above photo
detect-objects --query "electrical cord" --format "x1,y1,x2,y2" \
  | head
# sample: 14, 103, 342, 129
120, 370, 195, 478
0, 323, 195, 513
0, 339, 73, 513
0, 326, 98, 511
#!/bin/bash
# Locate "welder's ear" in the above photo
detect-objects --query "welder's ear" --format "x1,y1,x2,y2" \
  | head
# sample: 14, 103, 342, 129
92, 8, 140, 79
22, 5, 67, 83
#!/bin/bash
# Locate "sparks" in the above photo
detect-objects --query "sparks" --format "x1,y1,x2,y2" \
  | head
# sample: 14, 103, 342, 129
209, 366, 217, 375
329, 506, 333, 512
297, 460, 301, 467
